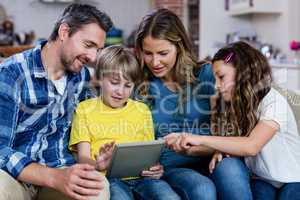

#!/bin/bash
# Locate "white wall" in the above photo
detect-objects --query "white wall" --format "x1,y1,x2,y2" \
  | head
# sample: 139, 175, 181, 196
0, 0, 152, 40
199, 0, 252, 59
199, 0, 300, 60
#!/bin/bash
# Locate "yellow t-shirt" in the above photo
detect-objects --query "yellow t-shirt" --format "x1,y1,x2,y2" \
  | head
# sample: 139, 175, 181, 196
69, 98, 155, 159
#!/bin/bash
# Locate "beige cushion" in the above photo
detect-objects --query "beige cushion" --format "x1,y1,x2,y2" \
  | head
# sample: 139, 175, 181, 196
272, 85, 300, 135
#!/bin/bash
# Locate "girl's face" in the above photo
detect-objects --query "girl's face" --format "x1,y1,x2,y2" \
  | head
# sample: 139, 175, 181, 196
212, 60, 236, 102
100, 72, 134, 108
142, 36, 177, 82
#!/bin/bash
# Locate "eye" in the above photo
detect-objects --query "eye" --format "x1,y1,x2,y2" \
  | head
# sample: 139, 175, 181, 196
84, 43, 92, 48
143, 51, 152, 56
159, 51, 168, 56
110, 79, 119, 85
125, 83, 134, 88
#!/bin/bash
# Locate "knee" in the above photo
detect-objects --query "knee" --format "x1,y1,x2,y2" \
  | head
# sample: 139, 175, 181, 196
176, 172, 216, 200
99, 176, 110, 200
191, 179, 216, 200
0, 170, 31, 200
88, 175, 110, 200
213, 157, 249, 180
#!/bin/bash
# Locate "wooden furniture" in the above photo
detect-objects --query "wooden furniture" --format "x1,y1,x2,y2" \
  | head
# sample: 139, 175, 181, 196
0, 45, 33, 58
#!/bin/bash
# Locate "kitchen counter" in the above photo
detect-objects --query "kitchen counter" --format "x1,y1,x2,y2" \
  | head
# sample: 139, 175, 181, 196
270, 61, 300, 92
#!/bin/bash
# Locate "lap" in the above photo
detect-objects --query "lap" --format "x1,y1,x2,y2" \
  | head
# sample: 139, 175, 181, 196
252, 179, 300, 200
133, 178, 180, 200
0, 169, 110, 200
211, 157, 252, 200
0, 169, 36, 200
109, 178, 180, 200
163, 167, 216, 200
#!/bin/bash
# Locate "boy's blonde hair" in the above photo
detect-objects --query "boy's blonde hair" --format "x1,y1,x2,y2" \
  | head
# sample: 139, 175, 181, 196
95, 45, 141, 83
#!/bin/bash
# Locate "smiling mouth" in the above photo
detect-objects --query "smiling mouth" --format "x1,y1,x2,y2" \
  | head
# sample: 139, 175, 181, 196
152, 66, 165, 73
112, 96, 123, 101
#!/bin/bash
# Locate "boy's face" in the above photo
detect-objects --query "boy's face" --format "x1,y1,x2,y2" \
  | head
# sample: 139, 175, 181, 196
100, 72, 134, 108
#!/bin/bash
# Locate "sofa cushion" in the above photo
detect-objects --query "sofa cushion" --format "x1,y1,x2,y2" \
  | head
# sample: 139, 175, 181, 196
272, 85, 300, 135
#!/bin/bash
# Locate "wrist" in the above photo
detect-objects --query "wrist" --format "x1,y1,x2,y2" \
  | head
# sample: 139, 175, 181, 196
199, 135, 209, 146
44, 167, 60, 189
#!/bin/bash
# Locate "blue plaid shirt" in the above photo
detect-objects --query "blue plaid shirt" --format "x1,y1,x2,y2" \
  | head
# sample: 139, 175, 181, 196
0, 41, 94, 178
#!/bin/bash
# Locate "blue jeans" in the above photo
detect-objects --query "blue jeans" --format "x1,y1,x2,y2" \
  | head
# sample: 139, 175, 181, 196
163, 167, 217, 200
251, 179, 300, 200
109, 178, 181, 200
211, 157, 252, 200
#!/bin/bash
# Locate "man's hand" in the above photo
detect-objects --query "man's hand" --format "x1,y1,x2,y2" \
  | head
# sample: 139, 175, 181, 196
95, 141, 115, 171
141, 164, 164, 179
51, 164, 105, 200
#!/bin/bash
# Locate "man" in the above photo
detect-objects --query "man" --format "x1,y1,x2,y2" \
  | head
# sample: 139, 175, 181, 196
0, 4, 113, 200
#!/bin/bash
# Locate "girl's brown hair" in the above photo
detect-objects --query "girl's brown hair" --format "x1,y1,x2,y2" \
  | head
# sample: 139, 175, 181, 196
211, 41, 272, 136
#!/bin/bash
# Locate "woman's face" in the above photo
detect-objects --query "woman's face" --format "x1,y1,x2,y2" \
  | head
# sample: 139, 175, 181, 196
142, 36, 177, 81
212, 60, 236, 102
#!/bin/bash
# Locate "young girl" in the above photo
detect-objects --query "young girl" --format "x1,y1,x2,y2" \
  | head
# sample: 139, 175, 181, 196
166, 41, 300, 200
69, 45, 180, 200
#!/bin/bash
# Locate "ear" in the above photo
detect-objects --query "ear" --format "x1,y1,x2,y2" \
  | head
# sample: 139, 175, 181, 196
57, 23, 70, 41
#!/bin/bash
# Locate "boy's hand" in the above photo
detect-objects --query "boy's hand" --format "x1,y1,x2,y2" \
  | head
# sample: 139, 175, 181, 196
95, 142, 115, 171
141, 163, 164, 179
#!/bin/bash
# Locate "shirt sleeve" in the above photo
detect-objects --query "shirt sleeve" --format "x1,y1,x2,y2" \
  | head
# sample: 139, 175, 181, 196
69, 102, 91, 152
0, 65, 34, 178
259, 89, 289, 132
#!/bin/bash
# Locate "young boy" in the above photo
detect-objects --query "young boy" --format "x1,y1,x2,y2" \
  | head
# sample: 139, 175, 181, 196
69, 45, 180, 200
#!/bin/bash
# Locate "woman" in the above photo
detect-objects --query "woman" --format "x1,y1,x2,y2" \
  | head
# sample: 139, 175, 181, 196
135, 9, 252, 200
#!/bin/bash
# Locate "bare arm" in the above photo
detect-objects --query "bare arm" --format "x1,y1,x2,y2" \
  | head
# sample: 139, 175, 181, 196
168, 120, 278, 157
184, 145, 215, 156
77, 142, 97, 166
164, 133, 215, 156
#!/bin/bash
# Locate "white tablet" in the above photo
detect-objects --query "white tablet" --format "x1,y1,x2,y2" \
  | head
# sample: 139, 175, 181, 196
106, 140, 165, 179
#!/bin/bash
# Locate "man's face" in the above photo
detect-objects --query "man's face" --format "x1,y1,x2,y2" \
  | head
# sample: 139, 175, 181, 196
60, 23, 106, 73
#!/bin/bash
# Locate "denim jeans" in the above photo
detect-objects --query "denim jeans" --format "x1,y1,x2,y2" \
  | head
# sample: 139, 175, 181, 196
211, 157, 252, 200
109, 178, 181, 200
163, 167, 217, 200
251, 179, 300, 200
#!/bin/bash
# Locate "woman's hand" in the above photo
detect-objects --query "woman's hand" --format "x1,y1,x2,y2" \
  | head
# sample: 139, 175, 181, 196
141, 163, 164, 179
164, 133, 203, 153
209, 151, 230, 173
95, 142, 115, 171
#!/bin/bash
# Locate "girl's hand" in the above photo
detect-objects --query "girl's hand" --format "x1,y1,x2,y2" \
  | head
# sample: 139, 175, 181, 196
141, 164, 164, 179
164, 133, 203, 153
95, 142, 115, 171
209, 151, 230, 173
164, 133, 181, 148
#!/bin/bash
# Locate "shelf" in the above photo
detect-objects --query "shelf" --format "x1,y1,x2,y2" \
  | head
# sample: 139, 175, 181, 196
228, 8, 282, 16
